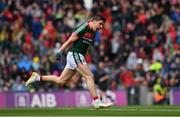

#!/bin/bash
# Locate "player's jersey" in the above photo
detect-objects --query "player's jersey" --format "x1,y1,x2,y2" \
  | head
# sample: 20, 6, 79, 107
69, 22, 95, 56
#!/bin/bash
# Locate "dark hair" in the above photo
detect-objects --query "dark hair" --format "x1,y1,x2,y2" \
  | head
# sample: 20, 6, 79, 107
92, 15, 106, 22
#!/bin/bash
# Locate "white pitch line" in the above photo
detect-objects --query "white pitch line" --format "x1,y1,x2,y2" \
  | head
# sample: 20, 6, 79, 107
89, 108, 137, 111
141, 109, 180, 112
0, 116, 179, 117
0, 116, 180, 117
89, 108, 180, 112
58, 108, 180, 112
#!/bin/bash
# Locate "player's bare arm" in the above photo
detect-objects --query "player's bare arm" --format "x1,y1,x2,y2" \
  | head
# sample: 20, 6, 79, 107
56, 33, 79, 61
59, 33, 79, 52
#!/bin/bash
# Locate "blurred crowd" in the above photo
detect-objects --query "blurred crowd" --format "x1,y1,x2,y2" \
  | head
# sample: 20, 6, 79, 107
0, 0, 180, 103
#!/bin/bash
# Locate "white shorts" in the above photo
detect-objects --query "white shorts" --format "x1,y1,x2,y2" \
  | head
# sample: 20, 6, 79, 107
65, 52, 87, 70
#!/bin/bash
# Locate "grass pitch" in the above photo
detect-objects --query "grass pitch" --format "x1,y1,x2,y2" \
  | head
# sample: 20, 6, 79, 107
0, 105, 180, 116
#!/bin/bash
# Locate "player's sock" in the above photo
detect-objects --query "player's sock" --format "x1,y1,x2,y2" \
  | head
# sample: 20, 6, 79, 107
93, 96, 99, 100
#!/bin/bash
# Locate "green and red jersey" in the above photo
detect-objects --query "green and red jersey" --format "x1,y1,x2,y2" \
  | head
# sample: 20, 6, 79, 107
69, 22, 96, 56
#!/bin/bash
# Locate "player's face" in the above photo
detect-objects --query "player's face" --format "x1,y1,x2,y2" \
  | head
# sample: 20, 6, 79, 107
94, 20, 104, 31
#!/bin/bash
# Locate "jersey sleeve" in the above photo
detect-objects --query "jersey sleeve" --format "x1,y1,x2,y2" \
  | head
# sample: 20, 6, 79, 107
73, 22, 88, 36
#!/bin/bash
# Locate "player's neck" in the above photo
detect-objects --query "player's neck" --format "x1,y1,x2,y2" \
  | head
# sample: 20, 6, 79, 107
88, 21, 94, 31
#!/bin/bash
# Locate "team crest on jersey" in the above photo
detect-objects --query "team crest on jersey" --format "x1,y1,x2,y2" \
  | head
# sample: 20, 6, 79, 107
83, 32, 94, 39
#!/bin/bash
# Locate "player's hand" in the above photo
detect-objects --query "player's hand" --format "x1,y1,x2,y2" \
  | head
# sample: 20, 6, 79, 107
56, 51, 62, 61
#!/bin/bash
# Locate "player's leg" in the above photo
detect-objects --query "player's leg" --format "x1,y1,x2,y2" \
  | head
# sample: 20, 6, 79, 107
75, 64, 112, 109
25, 68, 75, 86
76, 64, 97, 97
42, 68, 76, 85
26, 52, 77, 86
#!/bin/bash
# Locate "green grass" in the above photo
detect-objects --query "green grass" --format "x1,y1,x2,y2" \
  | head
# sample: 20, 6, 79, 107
0, 106, 180, 116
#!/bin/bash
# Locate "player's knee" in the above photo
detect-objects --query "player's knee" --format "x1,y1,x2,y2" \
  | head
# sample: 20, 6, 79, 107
90, 73, 94, 78
56, 79, 66, 86
86, 73, 94, 80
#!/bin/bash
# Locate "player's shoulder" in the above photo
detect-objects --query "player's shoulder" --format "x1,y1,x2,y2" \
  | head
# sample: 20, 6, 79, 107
75, 22, 88, 30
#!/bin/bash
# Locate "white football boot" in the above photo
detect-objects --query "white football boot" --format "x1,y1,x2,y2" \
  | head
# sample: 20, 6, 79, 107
25, 72, 40, 86
93, 99, 112, 109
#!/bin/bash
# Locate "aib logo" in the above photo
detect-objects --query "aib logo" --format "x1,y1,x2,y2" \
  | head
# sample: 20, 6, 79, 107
15, 93, 29, 107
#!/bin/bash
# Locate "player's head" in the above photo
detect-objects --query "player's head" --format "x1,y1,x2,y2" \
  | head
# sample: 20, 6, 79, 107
90, 15, 106, 31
